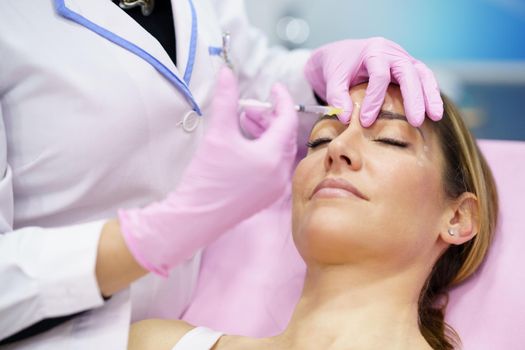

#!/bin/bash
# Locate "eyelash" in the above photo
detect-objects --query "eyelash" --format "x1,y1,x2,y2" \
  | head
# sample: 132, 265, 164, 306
373, 137, 409, 148
306, 137, 409, 149
306, 137, 332, 148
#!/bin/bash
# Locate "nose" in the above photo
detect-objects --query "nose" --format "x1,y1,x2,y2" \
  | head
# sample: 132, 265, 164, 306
323, 127, 363, 172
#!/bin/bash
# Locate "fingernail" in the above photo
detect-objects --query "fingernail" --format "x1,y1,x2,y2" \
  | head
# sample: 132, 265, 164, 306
432, 104, 444, 121
411, 116, 425, 127
360, 114, 374, 128
339, 111, 351, 124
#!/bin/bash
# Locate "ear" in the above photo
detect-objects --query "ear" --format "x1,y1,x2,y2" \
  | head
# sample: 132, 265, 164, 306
439, 192, 479, 245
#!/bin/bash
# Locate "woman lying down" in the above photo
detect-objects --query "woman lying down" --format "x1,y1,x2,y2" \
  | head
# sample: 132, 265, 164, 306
128, 82, 498, 350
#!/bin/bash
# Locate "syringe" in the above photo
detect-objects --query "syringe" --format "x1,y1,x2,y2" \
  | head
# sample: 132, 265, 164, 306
238, 99, 343, 116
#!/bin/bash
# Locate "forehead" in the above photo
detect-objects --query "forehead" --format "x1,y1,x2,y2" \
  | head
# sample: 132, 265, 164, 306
350, 83, 405, 114
310, 83, 410, 133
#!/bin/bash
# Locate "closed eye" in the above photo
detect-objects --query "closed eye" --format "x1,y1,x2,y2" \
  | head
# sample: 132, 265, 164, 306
306, 137, 332, 148
373, 137, 409, 148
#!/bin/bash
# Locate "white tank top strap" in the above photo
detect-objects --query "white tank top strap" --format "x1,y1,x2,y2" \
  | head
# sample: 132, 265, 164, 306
171, 326, 224, 350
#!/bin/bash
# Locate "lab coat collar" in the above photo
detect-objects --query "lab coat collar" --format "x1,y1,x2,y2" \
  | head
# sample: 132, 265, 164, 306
172, 0, 198, 86
53, 0, 201, 114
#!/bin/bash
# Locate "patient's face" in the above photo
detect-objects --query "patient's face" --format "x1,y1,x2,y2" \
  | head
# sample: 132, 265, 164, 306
292, 84, 447, 268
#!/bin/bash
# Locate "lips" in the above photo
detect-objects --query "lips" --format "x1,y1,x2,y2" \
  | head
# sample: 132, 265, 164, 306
310, 178, 368, 201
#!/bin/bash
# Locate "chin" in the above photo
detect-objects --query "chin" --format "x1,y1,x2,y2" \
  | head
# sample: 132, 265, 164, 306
293, 207, 365, 263
307, 199, 362, 220
295, 200, 363, 232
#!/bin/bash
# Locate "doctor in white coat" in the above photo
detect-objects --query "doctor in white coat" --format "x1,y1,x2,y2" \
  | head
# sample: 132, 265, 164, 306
0, 0, 443, 348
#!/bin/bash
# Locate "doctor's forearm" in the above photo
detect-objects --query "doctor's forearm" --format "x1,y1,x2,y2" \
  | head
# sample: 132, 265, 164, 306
95, 219, 148, 297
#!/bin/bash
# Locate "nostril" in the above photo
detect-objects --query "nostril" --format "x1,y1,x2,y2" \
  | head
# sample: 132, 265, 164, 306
340, 155, 351, 166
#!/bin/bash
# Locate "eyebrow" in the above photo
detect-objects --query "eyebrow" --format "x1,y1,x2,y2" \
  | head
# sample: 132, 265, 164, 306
311, 114, 339, 130
310, 111, 425, 141
377, 111, 425, 141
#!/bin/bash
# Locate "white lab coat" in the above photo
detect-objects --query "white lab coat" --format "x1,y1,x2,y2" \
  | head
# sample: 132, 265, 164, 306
0, 0, 315, 348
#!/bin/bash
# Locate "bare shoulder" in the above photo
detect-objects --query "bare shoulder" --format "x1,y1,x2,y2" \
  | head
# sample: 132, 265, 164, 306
128, 319, 194, 350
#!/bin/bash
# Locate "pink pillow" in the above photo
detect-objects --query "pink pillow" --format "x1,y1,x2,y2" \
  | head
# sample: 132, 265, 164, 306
182, 140, 525, 349
447, 140, 525, 349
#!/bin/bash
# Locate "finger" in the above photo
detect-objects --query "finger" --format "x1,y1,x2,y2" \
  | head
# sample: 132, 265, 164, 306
414, 61, 443, 121
239, 107, 272, 139
326, 74, 353, 123
391, 61, 425, 127
261, 83, 298, 152
360, 56, 390, 127
209, 67, 240, 131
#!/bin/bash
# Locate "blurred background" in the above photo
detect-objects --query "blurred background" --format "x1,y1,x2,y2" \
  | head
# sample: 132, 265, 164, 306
245, 0, 525, 140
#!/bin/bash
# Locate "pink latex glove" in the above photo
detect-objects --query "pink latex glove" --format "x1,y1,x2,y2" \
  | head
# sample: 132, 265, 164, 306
239, 106, 275, 139
304, 37, 443, 127
118, 68, 298, 276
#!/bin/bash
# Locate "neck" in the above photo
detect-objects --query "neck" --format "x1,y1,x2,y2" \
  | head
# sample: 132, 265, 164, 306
272, 263, 432, 350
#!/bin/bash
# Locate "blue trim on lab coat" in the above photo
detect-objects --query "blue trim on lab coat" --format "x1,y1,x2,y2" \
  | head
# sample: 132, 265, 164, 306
184, 0, 198, 85
53, 0, 202, 115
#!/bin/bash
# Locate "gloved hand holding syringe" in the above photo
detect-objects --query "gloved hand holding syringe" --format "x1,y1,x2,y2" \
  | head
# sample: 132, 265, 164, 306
238, 98, 344, 139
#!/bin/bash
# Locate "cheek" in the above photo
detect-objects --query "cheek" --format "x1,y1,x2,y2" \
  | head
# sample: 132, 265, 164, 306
389, 164, 436, 203
370, 157, 444, 240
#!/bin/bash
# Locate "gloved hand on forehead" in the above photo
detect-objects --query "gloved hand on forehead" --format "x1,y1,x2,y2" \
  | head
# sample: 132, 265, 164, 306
304, 37, 443, 127
118, 67, 298, 276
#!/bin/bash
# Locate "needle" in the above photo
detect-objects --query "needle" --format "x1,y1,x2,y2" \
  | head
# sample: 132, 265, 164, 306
238, 99, 344, 116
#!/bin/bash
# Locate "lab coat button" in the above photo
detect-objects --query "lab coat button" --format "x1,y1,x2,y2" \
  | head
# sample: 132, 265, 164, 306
180, 110, 200, 133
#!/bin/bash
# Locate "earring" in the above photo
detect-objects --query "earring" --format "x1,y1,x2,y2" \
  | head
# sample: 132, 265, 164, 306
447, 228, 457, 236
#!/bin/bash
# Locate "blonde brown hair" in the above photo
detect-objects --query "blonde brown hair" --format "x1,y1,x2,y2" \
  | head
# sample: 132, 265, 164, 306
418, 94, 499, 349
